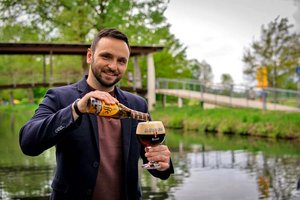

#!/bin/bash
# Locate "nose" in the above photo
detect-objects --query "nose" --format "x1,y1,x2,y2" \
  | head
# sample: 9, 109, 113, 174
108, 59, 118, 71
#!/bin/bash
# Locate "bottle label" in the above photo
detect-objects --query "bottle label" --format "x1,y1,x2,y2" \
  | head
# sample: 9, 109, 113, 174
99, 102, 119, 117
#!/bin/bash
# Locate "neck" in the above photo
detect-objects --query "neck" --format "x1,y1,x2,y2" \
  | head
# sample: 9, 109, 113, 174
87, 69, 114, 92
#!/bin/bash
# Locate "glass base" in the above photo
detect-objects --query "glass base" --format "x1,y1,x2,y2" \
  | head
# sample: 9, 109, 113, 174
142, 161, 161, 169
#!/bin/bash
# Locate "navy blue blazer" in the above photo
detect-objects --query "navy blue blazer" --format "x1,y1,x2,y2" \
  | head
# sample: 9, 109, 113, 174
19, 76, 174, 200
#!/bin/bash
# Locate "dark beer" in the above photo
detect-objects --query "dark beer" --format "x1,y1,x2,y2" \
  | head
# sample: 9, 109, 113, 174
136, 121, 166, 147
136, 121, 166, 169
136, 133, 165, 147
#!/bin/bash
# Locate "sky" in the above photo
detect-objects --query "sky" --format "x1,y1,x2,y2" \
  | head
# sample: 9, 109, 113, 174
164, 0, 300, 85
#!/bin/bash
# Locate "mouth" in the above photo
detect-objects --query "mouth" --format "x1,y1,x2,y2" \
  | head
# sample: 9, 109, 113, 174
101, 70, 120, 82
103, 67, 119, 77
103, 72, 118, 78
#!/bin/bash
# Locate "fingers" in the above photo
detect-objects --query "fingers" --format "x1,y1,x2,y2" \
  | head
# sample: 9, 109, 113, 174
77, 91, 119, 113
157, 161, 170, 171
145, 145, 171, 171
88, 91, 118, 104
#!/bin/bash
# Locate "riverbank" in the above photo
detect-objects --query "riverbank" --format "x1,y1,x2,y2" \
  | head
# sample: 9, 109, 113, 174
150, 105, 300, 140
1, 104, 300, 140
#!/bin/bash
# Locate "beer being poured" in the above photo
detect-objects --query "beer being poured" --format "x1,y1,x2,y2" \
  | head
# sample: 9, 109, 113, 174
87, 97, 149, 121
136, 121, 166, 169
136, 121, 166, 147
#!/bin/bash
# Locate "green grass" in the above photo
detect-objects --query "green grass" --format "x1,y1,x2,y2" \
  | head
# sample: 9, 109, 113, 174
151, 105, 300, 140
2, 103, 300, 140
0, 104, 37, 114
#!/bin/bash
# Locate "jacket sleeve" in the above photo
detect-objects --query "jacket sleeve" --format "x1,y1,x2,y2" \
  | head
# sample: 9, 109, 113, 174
140, 146, 174, 180
19, 88, 81, 156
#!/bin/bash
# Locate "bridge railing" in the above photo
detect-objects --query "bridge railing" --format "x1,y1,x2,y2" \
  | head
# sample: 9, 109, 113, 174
156, 78, 300, 108
0, 72, 82, 88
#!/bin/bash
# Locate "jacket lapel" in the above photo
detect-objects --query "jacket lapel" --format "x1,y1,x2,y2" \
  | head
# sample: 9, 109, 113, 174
77, 76, 100, 150
121, 118, 132, 165
115, 87, 132, 165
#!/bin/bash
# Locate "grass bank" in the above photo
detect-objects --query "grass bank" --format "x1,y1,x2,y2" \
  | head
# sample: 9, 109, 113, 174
151, 105, 300, 140
0, 104, 37, 114
2, 104, 300, 140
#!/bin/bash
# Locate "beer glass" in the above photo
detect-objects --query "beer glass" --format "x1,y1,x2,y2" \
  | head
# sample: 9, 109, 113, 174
136, 121, 166, 169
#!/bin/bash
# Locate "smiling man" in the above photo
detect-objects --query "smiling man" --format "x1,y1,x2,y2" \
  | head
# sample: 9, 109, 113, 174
87, 33, 129, 91
19, 28, 174, 200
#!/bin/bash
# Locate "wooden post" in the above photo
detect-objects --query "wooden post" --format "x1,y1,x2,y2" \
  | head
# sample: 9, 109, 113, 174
179, 141, 184, 154
27, 88, 34, 104
43, 55, 46, 83
178, 97, 183, 108
147, 53, 156, 111
49, 50, 53, 86
9, 90, 14, 105
82, 55, 88, 75
133, 56, 142, 89
162, 94, 166, 108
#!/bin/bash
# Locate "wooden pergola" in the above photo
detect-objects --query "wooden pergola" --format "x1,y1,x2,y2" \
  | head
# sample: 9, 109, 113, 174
0, 42, 163, 56
0, 42, 163, 110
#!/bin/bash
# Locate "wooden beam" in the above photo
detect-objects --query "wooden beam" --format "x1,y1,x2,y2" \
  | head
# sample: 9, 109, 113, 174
0, 42, 163, 56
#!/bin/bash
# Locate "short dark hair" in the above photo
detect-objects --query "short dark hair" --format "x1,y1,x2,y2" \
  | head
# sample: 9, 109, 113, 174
90, 28, 130, 53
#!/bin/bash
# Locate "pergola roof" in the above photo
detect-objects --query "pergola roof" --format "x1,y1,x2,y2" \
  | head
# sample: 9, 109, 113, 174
0, 42, 164, 56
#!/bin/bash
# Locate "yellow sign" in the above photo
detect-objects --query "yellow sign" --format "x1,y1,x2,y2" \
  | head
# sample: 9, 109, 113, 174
256, 66, 268, 88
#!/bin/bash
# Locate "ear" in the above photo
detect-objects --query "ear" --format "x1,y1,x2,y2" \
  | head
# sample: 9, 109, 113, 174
86, 48, 92, 64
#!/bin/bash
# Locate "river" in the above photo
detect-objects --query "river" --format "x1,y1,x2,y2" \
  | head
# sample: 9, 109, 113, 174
0, 110, 300, 200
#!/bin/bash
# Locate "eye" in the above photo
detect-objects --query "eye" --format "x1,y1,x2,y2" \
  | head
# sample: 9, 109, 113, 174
101, 55, 110, 60
100, 53, 112, 60
118, 59, 127, 65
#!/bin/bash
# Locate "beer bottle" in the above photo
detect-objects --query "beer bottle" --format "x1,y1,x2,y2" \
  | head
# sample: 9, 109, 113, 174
87, 97, 149, 121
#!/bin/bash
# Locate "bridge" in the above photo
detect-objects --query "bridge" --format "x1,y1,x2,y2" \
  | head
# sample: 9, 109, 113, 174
2, 74, 300, 112
156, 78, 300, 112
1, 43, 300, 112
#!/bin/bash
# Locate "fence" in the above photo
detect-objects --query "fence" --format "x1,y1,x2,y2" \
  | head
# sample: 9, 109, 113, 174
156, 78, 300, 109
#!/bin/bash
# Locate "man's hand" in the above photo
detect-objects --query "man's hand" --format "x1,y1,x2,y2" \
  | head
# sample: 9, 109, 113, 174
144, 145, 171, 171
72, 91, 118, 120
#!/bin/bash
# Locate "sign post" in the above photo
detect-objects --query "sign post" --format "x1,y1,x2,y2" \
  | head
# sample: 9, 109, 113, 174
296, 66, 300, 108
256, 66, 268, 88
256, 66, 268, 110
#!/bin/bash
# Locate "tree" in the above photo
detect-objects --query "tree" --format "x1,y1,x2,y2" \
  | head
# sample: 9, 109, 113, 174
0, 0, 192, 101
0, 0, 133, 42
220, 73, 233, 86
220, 73, 234, 95
0, 0, 193, 87
242, 17, 300, 89
189, 59, 213, 84
0, 0, 195, 93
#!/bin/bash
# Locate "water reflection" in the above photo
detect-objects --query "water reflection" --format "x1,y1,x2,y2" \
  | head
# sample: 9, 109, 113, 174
141, 132, 300, 199
0, 111, 300, 199
171, 150, 300, 200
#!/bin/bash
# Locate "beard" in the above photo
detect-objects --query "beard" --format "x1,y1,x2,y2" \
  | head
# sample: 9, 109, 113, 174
90, 58, 122, 88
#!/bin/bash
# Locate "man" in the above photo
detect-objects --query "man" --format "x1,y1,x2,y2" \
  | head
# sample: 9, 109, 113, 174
19, 28, 174, 200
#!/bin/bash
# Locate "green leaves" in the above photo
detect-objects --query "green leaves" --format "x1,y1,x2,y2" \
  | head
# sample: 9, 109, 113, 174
243, 17, 300, 89
0, 0, 196, 95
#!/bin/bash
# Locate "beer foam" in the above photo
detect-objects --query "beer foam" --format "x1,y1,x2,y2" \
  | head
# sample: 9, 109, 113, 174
136, 121, 165, 135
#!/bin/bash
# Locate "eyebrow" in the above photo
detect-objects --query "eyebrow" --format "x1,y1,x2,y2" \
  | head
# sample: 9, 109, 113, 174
99, 52, 128, 61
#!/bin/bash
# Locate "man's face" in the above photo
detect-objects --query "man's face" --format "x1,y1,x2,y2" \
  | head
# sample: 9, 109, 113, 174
87, 37, 130, 88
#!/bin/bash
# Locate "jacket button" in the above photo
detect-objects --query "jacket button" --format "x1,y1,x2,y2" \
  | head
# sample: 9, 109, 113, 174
93, 161, 99, 168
